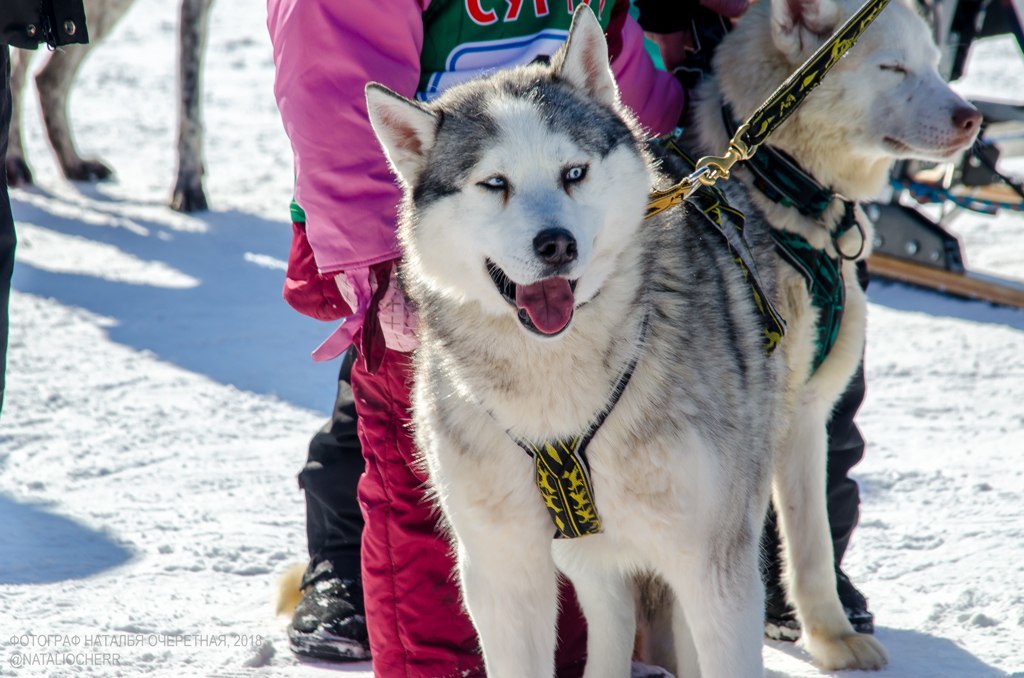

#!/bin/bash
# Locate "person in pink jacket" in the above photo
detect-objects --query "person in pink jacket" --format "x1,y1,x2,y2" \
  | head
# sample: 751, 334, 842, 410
267, 1, 686, 675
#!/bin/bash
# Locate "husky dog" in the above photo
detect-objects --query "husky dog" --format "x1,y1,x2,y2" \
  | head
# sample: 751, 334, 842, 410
366, 8, 786, 677
5, 0, 212, 212
687, 0, 980, 669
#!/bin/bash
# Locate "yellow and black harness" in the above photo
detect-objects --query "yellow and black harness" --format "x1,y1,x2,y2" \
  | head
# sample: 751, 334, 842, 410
658, 136, 787, 355
513, 316, 648, 539
520, 0, 892, 539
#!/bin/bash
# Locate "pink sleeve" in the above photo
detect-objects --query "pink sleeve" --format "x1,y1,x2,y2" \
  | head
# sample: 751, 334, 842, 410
266, 0, 428, 275
610, 14, 686, 136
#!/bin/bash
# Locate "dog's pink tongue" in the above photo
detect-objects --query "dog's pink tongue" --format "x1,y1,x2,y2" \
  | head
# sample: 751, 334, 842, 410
515, 278, 574, 334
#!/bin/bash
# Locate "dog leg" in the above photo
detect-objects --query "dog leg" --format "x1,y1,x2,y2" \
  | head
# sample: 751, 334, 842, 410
171, 0, 212, 212
663, 535, 765, 677
670, 597, 700, 678
635, 575, 678, 675
430, 446, 562, 678
553, 542, 634, 678
6, 49, 34, 186
455, 537, 559, 678
36, 0, 135, 182
773, 405, 888, 670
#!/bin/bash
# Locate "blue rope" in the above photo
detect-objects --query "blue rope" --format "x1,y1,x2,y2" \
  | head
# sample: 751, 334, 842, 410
893, 179, 1024, 214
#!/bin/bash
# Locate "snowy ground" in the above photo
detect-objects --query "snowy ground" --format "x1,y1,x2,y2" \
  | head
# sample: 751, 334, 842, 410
1, 1, 1022, 676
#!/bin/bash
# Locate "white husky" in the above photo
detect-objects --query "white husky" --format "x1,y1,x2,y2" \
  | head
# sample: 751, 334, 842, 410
690, 0, 979, 669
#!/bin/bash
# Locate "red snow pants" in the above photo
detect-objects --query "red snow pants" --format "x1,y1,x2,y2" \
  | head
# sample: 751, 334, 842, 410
350, 347, 588, 677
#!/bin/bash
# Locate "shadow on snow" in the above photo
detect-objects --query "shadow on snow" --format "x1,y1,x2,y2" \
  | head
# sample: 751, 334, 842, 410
0, 494, 133, 584
9, 186, 338, 414
767, 626, 1012, 677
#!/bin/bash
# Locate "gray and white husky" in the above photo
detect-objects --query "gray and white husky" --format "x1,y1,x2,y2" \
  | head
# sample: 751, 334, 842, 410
367, 9, 781, 677
364, 0, 977, 675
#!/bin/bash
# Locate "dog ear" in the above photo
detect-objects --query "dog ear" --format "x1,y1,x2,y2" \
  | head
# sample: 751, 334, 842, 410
553, 4, 620, 107
771, 0, 841, 61
365, 83, 439, 184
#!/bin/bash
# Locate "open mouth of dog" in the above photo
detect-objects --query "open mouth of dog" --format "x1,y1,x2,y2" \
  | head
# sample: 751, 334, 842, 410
487, 260, 578, 336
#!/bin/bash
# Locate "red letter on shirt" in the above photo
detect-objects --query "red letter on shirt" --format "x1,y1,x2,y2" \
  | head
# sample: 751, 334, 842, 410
505, 0, 523, 20
467, 0, 498, 24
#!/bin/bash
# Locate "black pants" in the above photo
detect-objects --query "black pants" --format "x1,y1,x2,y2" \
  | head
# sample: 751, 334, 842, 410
300, 346, 365, 581
1, 46, 15, 415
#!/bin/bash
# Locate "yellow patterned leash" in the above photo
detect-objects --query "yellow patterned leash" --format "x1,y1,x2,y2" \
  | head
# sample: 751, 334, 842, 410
646, 0, 893, 218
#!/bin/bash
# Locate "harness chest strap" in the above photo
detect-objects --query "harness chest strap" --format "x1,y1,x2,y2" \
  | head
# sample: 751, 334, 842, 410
513, 316, 648, 540
770, 229, 847, 372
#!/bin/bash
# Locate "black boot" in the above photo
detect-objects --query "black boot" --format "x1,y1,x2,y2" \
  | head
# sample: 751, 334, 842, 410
288, 560, 370, 661
836, 567, 875, 634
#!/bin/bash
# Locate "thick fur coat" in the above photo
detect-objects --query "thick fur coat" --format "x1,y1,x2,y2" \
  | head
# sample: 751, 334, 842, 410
368, 10, 783, 677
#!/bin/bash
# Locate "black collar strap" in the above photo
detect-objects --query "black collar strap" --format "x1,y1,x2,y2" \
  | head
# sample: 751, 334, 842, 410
722, 105, 834, 219
514, 314, 649, 540
722, 105, 865, 261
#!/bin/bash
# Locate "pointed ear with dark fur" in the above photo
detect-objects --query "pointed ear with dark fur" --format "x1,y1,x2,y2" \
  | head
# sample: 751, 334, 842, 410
365, 83, 439, 184
771, 0, 841, 61
552, 4, 619, 107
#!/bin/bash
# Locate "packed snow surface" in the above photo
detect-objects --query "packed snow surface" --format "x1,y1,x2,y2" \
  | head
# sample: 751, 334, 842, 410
1, 1, 1022, 675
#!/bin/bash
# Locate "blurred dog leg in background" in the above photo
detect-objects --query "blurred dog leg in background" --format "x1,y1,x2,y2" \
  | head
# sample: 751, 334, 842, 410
5, 0, 212, 212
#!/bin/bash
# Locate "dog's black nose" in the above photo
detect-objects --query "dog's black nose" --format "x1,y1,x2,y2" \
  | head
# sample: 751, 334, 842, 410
533, 228, 578, 266
952, 105, 982, 132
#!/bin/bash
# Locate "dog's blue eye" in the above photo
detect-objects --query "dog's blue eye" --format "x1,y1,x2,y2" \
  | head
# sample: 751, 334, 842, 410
563, 165, 588, 184
479, 175, 508, 190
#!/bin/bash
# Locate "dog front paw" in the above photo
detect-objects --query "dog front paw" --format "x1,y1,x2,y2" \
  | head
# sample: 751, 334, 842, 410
171, 182, 208, 213
804, 631, 888, 671
6, 156, 34, 187
65, 158, 113, 182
